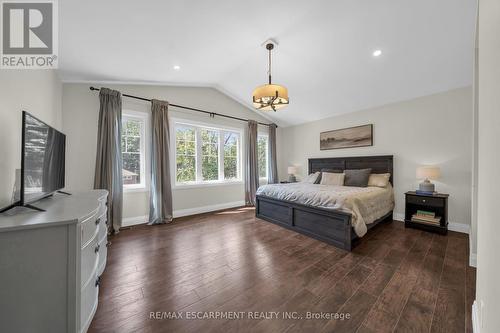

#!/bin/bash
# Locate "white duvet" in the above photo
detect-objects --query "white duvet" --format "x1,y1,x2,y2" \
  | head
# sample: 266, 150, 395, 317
256, 183, 395, 237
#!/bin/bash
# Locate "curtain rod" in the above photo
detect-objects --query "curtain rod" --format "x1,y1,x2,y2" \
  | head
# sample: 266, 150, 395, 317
89, 86, 275, 127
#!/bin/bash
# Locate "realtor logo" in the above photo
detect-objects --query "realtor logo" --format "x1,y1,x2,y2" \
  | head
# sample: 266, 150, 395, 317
1, 0, 58, 68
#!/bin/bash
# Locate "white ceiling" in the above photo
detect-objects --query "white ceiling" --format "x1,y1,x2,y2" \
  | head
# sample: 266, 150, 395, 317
59, 0, 476, 127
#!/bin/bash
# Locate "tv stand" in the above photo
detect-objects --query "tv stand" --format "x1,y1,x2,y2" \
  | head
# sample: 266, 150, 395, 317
24, 204, 46, 212
0, 191, 72, 213
57, 190, 71, 196
0, 201, 46, 213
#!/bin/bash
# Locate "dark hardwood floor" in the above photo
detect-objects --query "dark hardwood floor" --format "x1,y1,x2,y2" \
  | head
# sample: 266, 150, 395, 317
89, 207, 475, 333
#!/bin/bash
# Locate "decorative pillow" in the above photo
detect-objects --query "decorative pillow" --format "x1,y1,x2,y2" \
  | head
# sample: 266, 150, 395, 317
320, 172, 345, 186
344, 168, 372, 187
368, 173, 391, 188
303, 172, 320, 184
315, 169, 343, 184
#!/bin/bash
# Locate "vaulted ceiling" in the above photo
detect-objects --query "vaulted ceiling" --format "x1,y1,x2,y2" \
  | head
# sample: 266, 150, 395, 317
59, 0, 476, 127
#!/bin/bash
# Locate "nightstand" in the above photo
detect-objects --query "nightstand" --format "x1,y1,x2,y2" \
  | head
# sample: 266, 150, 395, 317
404, 191, 449, 234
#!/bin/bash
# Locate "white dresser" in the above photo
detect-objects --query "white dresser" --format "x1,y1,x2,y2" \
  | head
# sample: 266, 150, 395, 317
0, 190, 108, 333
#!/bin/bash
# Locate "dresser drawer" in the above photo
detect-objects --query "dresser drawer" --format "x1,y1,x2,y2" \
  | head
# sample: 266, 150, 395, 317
406, 195, 444, 207
97, 212, 107, 242
81, 237, 99, 288
81, 214, 99, 247
97, 236, 107, 276
98, 197, 107, 217
81, 274, 99, 333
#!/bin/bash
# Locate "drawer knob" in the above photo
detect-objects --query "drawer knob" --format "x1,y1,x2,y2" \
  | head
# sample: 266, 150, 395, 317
95, 218, 101, 225
422, 199, 426, 203
95, 244, 100, 253
95, 276, 101, 287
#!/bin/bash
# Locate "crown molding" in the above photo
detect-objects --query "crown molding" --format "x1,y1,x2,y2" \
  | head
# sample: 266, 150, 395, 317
60, 78, 213, 88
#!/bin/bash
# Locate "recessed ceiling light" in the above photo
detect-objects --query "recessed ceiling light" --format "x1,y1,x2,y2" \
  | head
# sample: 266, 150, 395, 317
173, 65, 181, 70
372, 49, 382, 57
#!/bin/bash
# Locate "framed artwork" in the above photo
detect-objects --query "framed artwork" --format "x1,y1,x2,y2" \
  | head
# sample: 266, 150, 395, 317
320, 124, 373, 150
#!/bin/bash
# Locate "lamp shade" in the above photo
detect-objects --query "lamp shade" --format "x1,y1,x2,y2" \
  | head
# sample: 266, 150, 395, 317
252, 84, 289, 111
416, 166, 441, 180
287, 166, 298, 175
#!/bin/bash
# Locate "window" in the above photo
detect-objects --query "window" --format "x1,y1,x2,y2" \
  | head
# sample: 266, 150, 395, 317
201, 129, 219, 181
122, 112, 147, 190
257, 134, 269, 179
175, 125, 196, 182
174, 121, 241, 185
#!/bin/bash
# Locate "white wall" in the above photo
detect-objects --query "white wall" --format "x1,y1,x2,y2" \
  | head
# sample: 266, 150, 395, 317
0, 71, 62, 210
278, 87, 473, 230
62, 83, 271, 220
475, 0, 500, 331
470, 12, 479, 268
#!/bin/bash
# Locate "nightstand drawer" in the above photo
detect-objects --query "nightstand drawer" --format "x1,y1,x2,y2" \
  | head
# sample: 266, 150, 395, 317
406, 195, 443, 207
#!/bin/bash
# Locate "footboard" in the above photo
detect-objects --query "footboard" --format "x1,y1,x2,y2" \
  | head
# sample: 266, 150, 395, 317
255, 195, 354, 250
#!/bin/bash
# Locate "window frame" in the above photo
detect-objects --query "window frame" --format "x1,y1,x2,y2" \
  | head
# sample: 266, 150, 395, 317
172, 118, 243, 188
175, 123, 198, 184
122, 110, 149, 192
257, 133, 269, 181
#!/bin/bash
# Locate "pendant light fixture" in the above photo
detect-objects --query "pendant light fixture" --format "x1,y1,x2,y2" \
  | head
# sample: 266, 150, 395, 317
252, 41, 289, 112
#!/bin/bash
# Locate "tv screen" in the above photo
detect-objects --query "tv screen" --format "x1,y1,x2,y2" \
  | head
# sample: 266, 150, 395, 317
22, 112, 66, 205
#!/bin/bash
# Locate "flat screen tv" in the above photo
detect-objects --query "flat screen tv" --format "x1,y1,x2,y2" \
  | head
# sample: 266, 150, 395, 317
21, 111, 66, 205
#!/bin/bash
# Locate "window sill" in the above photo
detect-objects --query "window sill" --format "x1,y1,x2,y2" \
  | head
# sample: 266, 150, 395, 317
173, 180, 244, 190
124, 186, 148, 193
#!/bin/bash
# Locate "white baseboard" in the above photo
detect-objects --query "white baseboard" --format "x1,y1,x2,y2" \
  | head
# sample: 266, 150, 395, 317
448, 222, 470, 234
122, 215, 148, 227
393, 213, 470, 234
394, 213, 405, 221
121, 201, 246, 227
469, 252, 477, 267
173, 200, 245, 218
125, 206, 471, 233
472, 300, 480, 333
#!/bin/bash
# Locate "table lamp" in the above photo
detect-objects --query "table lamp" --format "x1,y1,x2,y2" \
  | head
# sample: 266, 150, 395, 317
416, 166, 441, 194
288, 166, 298, 182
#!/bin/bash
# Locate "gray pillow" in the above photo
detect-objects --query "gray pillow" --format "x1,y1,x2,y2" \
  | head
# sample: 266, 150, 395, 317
315, 169, 343, 184
344, 168, 372, 187
303, 172, 320, 184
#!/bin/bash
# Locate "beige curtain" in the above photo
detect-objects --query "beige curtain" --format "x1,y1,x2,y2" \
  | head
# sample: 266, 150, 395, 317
245, 120, 259, 206
94, 88, 123, 233
148, 99, 173, 224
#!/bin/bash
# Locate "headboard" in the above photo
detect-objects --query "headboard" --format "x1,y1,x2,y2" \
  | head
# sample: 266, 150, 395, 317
308, 155, 394, 184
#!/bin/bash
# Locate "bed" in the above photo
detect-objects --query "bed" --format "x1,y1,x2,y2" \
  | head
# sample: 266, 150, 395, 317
255, 155, 394, 251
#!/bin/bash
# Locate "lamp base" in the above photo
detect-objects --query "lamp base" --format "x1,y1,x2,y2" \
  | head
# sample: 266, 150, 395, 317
419, 180, 435, 192
416, 190, 436, 195
288, 175, 296, 183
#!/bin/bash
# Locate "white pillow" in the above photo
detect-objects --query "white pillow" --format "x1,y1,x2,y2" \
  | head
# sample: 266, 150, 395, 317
368, 173, 391, 188
320, 172, 345, 186
302, 172, 320, 184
